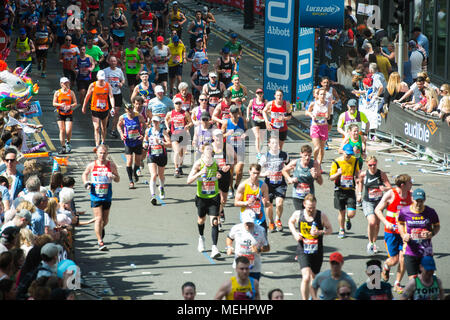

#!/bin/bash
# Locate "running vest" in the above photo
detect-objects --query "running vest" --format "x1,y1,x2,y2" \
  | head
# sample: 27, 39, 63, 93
140, 12, 154, 34
240, 180, 266, 225
46, 7, 58, 23
385, 189, 412, 234
230, 86, 245, 107
195, 70, 210, 88
90, 82, 110, 112
90, 161, 113, 202
413, 276, 440, 300
219, 56, 233, 84
196, 159, 219, 199
175, 93, 193, 112
111, 13, 125, 37
153, 45, 169, 74
219, 101, 232, 121
332, 157, 359, 191
263, 151, 288, 186
76, 56, 92, 81
298, 210, 323, 255
206, 82, 222, 106
251, 98, 265, 122
292, 159, 315, 199
348, 135, 363, 160
35, 26, 50, 50
363, 169, 383, 203
343, 111, 362, 133
196, 125, 213, 148
137, 82, 154, 106
311, 100, 329, 125
125, 47, 140, 74
56, 89, 73, 116
170, 109, 186, 134
16, 37, 32, 61
270, 100, 288, 131
225, 276, 256, 300
226, 117, 245, 147
147, 127, 166, 157
169, 10, 182, 27
124, 115, 142, 147
190, 19, 204, 39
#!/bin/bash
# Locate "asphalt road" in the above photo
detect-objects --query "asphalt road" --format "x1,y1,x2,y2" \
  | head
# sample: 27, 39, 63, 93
7, 4, 449, 301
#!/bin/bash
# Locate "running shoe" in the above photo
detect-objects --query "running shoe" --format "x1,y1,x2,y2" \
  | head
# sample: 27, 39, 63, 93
324, 142, 329, 150
346, 218, 352, 231
373, 243, 378, 254
41, 72, 46, 78
218, 223, 224, 232
65, 141, 72, 153
179, 167, 184, 175
227, 189, 234, 200
381, 264, 390, 282
393, 283, 404, 294
197, 236, 206, 252
59, 147, 66, 154
338, 229, 345, 239
136, 168, 142, 177
211, 245, 221, 259
367, 242, 375, 255
174, 168, 180, 178
134, 173, 139, 183
356, 201, 362, 207
276, 219, 283, 232
219, 211, 225, 223
159, 186, 165, 199
98, 241, 108, 251
151, 195, 157, 206
268, 223, 276, 233
129, 182, 135, 189
110, 130, 118, 138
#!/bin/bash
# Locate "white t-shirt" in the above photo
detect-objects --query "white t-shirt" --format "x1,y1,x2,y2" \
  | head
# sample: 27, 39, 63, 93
152, 45, 169, 74
103, 67, 125, 95
44, 212, 56, 231
228, 223, 268, 273
409, 50, 424, 79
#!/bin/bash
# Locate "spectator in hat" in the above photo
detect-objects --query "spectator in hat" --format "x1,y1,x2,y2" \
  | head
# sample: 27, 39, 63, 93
36, 243, 62, 279
401, 256, 444, 300
147, 84, 174, 131
311, 252, 357, 300
0, 209, 31, 233
167, 34, 186, 97
0, 227, 20, 254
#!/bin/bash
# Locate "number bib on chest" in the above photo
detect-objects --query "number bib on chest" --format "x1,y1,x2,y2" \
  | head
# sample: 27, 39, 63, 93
303, 238, 319, 254
368, 187, 382, 201
151, 144, 163, 155
340, 175, 354, 188
127, 129, 140, 140
269, 172, 282, 184
201, 179, 216, 195
246, 195, 261, 215
295, 183, 311, 197
94, 184, 109, 196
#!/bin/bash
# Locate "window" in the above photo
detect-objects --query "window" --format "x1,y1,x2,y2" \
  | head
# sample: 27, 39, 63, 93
435, 0, 447, 77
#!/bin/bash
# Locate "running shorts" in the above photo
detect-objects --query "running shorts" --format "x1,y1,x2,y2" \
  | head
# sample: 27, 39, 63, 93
147, 153, 168, 167
310, 124, 329, 141
271, 129, 287, 141
77, 79, 91, 91
169, 64, 183, 78
384, 232, 403, 257
91, 201, 112, 210
57, 113, 73, 122
113, 93, 123, 108
218, 169, 231, 193
91, 110, 110, 120
298, 250, 324, 275
267, 183, 287, 202
195, 194, 220, 218
125, 144, 143, 155
334, 189, 356, 211
404, 254, 423, 277
156, 72, 168, 84
251, 119, 266, 129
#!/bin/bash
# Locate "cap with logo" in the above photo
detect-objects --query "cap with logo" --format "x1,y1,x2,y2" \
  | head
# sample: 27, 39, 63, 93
241, 209, 256, 224
60, 77, 70, 84
329, 252, 344, 264
154, 85, 164, 93
157, 36, 164, 43
412, 188, 426, 201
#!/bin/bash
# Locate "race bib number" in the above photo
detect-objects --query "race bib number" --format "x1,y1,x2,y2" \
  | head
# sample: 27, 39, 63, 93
174, 119, 184, 131
224, 69, 231, 78
368, 187, 382, 201
128, 60, 137, 69
246, 195, 261, 215
172, 55, 181, 64
411, 228, 428, 242
201, 179, 216, 195
271, 112, 284, 129
94, 184, 109, 196
96, 99, 107, 110
340, 175, 354, 188
303, 238, 319, 254
269, 172, 282, 184
315, 112, 327, 124
127, 129, 140, 140
38, 44, 49, 50
151, 144, 163, 155
295, 183, 311, 197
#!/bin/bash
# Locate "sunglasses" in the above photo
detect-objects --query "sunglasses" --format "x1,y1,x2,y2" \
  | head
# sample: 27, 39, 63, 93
256, 91, 263, 94
339, 292, 351, 297
65, 39, 72, 41
5, 159, 16, 162
199, 99, 207, 101
174, 102, 182, 105
368, 163, 377, 167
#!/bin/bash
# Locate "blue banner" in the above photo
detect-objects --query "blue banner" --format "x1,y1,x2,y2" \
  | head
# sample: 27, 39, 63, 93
263, 0, 295, 102
24, 101, 42, 118
296, 27, 315, 103
299, 0, 345, 29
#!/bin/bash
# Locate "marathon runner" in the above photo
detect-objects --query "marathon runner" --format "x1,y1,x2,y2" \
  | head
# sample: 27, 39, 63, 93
375, 174, 413, 294
187, 10, 206, 49
282, 144, 323, 211
123, 37, 143, 94
117, 104, 146, 189
86, 34, 105, 84
137, 5, 158, 42
223, 33, 243, 72
131, 70, 156, 121
52, 77, 77, 154
202, 71, 225, 109
165, 96, 193, 178
139, 52, 159, 86
143, 115, 171, 205
167, 35, 186, 97
168, 1, 186, 38
59, 35, 80, 86
82, 70, 115, 152
152, 36, 170, 94
201, 6, 215, 47
75, 45, 95, 106
190, 60, 210, 103
147, 85, 174, 130
288, 194, 333, 300
34, 18, 52, 78
246, 88, 267, 158
14, 28, 35, 73
228, 75, 248, 116
186, 142, 222, 259
187, 37, 207, 77
110, 5, 128, 46
191, 92, 214, 127
259, 137, 289, 232
212, 90, 237, 128
82, 144, 120, 251
319, 76, 341, 149
174, 82, 194, 112
357, 156, 391, 255
263, 89, 292, 151
192, 110, 214, 161
234, 163, 271, 234
337, 98, 370, 139
215, 47, 236, 89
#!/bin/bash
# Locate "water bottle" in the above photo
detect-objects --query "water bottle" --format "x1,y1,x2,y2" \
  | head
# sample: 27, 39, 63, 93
310, 221, 318, 234
110, 108, 115, 117
23, 142, 46, 154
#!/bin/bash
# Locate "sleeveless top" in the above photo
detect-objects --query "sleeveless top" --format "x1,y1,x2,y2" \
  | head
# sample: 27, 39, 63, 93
343, 111, 362, 133
123, 115, 142, 147
194, 70, 210, 88
137, 82, 154, 105
292, 159, 315, 199
175, 93, 193, 112
225, 276, 256, 300
310, 100, 329, 126
240, 180, 266, 225
170, 109, 186, 134
56, 89, 73, 116
190, 19, 205, 39
147, 127, 167, 158
270, 100, 288, 131
111, 13, 125, 37
90, 161, 113, 202
205, 82, 222, 107
226, 117, 245, 147
262, 151, 288, 186
196, 159, 219, 199
363, 169, 383, 203
385, 189, 412, 234
219, 56, 233, 83
297, 210, 323, 255
90, 82, 110, 112
125, 47, 140, 74
140, 12, 154, 34
76, 56, 92, 81
35, 26, 50, 50
251, 98, 265, 122
16, 37, 32, 61
195, 125, 213, 148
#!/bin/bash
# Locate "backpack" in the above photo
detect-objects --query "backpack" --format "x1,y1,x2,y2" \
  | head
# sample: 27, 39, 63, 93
16, 264, 50, 300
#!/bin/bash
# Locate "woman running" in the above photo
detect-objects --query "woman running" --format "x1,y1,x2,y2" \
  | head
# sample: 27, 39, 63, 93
246, 88, 267, 158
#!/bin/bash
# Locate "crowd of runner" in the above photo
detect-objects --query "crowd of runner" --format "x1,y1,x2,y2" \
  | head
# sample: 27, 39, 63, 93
0, 0, 447, 300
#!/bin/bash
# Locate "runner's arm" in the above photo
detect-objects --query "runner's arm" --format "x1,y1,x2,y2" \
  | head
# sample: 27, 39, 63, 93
288, 211, 302, 242
400, 278, 416, 300
186, 161, 202, 184
82, 84, 95, 113
261, 183, 271, 209
214, 280, 231, 300
81, 163, 94, 186
234, 183, 248, 207
320, 213, 333, 235
313, 160, 323, 185
282, 159, 297, 184
380, 171, 392, 191
374, 190, 394, 229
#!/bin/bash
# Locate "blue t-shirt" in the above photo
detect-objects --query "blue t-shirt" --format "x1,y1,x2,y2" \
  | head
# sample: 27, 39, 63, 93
148, 96, 174, 129
31, 209, 45, 236
312, 269, 357, 300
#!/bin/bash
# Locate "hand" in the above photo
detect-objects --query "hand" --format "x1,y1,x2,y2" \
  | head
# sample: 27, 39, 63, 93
310, 167, 318, 179
288, 177, 298, 184
226, 247, 233, 256
222, 165, 231, 173
294, 232, 303, 242
247, 196, 256, 206
106, 172, 116, 179
402, 233, 411, 242
336, 168, 342, 176
310, 228, 320, 237
82, 106, 87, 114
250, 245, 259, 253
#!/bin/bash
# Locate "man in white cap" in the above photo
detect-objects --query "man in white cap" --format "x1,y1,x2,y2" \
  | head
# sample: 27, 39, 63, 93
147, 85, 174, 131
82, 70, 115, 152
0, 209, 31, 232
37, 242, 63, 279
53, 77, 77, 154
226, 209, 270, 281
202, 71, 226, 108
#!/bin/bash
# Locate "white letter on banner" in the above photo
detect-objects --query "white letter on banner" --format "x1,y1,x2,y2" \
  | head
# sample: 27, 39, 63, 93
268, 0, 292, 24
266, 48, 290, 80
366, 5, 380, 29
298, 48, 313, 81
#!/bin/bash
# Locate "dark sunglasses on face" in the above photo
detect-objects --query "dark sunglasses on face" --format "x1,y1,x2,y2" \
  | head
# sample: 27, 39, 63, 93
5, 159, 16, 162
199, 99, 207, 101
339, 292, 351, 297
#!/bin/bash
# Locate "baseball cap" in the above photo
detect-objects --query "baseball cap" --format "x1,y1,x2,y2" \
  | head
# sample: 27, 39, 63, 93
408, 40, 417, 48
16, 209, 32, 222
347, 99, 358, 107
152, 115, 161, 122
19, 28, 26, 35
231, 74, 239, 81
173, 97, 183, 104
230, 33, 238, 38
241, 209, 256, 224
343, 144, 354, 155
196, 37, 203, 42
201, 59, 209, 65
420, 256, 436, 271
154, 85, 164, 93
96, 70, 106, 80
222, 47, 230, 54
223, 90, 232, 98
329, 252, 344, 264
1, 226, 20, 244
172, 35, 179, 43
157, 36, 164, 43
60, 77, 70, 84
209, 71, 217, 78
256, 88, 264, 93
412, 188, 426, 201
41, 242, 62, 258
201, 111, 211, 120
172, 1, 178, 4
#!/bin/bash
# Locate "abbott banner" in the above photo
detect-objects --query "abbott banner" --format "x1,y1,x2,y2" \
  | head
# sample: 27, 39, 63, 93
379, 103, 450, 154
299, 0, 345, 29
296, 27, 315, 103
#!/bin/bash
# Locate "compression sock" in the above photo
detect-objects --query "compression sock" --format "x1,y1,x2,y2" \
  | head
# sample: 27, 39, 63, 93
198, 223, 205, 236
126, 166, 133, 182
133, 165, 139, 177
159, 177, 165, 188
211, 224, 219, 246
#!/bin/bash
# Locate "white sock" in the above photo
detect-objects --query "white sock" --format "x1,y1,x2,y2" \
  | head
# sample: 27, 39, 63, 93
150, 180, 156, 195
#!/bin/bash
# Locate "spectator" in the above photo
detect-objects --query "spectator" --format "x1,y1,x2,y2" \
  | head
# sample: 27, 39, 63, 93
19, 227, 35, 258
380, 40, 396, 71
44, 198, 59, 240
0, 148, 24, 201
31, 193, 48, 236
335, 280, 355, 300
36, 243, 61, 280
337, 57, 354, 90
408, 40, 424, 82
438, 84, 450, 125
384, 72, 409, 106
181, 281, 196, 300
57, 187, 77, 227
311, 252, 357, 300
0, 278, 17, 300
0, 251, 14, 279
411, 87, 438, 114
374, 46, 391, 81
411, 27, 429, 57
268, 288, 284, 300
368, 63, 387, 111
48, 172, 64, 200
363, 42, 374, 62
355, 259, 393, 300
395, 73, 437, 105
0, 226, 20, 254
0, 209, 31, 232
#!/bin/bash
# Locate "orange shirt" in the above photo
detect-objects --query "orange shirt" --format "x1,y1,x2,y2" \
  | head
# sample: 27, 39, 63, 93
91, 81, 110, 112
60, 44, 80, 70
56, 89, 73, 115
